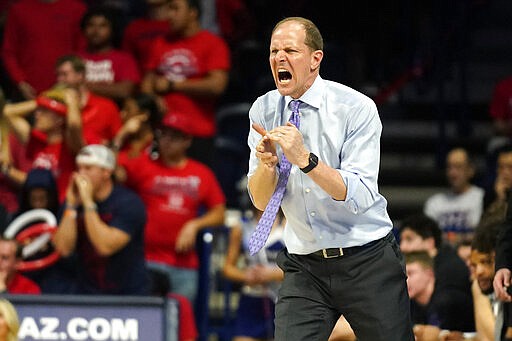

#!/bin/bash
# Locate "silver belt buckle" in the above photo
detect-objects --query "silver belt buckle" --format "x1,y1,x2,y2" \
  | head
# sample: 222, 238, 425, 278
322, 247, 344, 258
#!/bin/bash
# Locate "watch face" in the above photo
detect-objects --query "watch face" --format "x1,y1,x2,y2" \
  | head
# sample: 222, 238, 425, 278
310, 153, 318, 165
301, 153, 318, 173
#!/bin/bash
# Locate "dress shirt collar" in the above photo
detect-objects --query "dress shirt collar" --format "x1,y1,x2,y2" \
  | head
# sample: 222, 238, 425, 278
284, 75, 324, 110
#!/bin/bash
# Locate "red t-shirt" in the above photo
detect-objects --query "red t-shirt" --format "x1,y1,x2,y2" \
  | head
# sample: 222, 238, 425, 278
1, 0, 86, 93
7, 272, 41, 294
124, 152, 226, 269
490, 76, 512, 121
122, 18, 171, 72
0, 134, 32, 213
79, 49, 141, 84
82, 92, 123, 145
26, 130, 76, 202
146, 30, 231, 137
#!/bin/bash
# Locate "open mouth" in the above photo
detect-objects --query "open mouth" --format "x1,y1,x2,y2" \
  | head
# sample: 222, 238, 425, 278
278, 70, 292, 83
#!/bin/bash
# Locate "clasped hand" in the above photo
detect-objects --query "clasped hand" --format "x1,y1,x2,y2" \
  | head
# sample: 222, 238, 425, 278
253, 122, 308, 168
65, 172, 94, 207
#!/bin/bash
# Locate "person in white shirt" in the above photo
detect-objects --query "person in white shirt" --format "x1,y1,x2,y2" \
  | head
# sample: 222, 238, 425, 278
424, 147, 484, 245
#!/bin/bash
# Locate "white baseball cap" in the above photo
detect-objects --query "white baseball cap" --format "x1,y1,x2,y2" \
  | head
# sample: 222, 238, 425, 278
76, 144, 116, 170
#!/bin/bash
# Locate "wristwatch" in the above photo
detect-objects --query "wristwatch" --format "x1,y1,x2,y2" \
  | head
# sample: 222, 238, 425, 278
300, 152, 319, 173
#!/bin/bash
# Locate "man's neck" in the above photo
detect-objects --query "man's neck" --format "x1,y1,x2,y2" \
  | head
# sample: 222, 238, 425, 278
453, 183, 471, 195
180, 22, 201, 38
161, 155, 187, 168
87, 45, 112, 54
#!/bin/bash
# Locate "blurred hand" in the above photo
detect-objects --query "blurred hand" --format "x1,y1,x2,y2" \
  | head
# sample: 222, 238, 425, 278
18, 81, 36, 100
74, 173, 94, 206
122, 114, 147, 136
494, 268, 512, 301
65, 173, 80, 207
154, 76, 172, 94
175, 220, 199, 253
413, 324, 441, 341
62, 88, 80, 106
439, 331, 464, 341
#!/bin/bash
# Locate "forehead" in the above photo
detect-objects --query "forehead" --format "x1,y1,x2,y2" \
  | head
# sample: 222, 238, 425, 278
447, 150, 468, 165
271, 21, 306, 44
470, 249, 494, 262
0, 240, 16, 251
401, 228, 421, 239
498, 152, 512, 164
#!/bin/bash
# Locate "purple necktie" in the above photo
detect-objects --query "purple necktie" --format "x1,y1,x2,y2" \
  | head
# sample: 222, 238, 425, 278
249, 100, 301, 255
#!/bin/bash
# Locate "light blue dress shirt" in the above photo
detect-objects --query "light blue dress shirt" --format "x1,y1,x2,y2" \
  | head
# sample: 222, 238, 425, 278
247, 76, 393, 254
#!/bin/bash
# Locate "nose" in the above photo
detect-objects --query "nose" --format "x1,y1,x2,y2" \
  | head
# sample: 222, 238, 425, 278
274, 50, 287, 61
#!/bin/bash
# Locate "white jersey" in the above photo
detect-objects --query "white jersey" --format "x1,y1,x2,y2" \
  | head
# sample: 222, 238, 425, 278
424, 185, 484, 234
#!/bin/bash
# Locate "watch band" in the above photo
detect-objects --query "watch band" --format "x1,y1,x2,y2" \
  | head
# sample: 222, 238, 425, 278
300, 152, 318, 173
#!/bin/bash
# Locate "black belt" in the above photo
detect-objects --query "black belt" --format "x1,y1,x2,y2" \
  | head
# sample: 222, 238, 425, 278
310, 232, 392, 259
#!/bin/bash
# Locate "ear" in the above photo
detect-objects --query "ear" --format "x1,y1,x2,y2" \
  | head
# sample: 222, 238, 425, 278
311, 50, 323, 71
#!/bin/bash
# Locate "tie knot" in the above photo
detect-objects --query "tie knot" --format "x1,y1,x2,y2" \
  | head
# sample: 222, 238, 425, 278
290, 100, 301, 113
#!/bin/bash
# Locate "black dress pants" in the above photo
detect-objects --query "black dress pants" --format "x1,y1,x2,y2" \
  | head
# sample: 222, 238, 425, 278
274, 232, 415, 341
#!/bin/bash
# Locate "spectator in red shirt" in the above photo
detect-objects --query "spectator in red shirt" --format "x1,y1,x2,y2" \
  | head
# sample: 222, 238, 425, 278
488, 76, 512, 154
1, 0, 86, 99
122, 0, 171, 74
112, 93, 162, 168
0, 237, 41, 294
55, 54, 123, 146
141, 0, 231, 166
1, 87, 83, 201
79, 6, 141, 102
120, 112, 226, 304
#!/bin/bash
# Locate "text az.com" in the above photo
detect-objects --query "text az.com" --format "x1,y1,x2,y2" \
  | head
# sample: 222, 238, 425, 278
18, 317, 139, 340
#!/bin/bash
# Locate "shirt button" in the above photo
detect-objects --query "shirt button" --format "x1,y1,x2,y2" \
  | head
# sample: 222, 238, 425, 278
319, 235, 323, 240
305, 188, 311, 193
310, 211, 316, 217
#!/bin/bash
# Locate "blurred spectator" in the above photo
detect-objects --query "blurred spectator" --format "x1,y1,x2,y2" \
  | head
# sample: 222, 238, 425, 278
488, 76, 512, 153
79, 6, 141, 102
55, 54, 122, 146
492, 186, 512, 340
1, 0, 86, 99
120, 113, 226, 304
222, 208, 284, 341
121, 0, 171, 73
399, 214, 473, 300
480, 144, 512, 230
470, 223, 502, 341
9, 167, 75, 295
200, 0, 254, 48
141, 0, 230, 166
15, 168, 59, 218
112, 93, 162, 167
0, 237, 41, 294
0, 87, 28, 219
1, 87, 83, 201
405, 250, 475, 340
455, 239, 472, 273
0, 298, 19, 341
52, 144, 150, 295
423, 147, 484, 245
